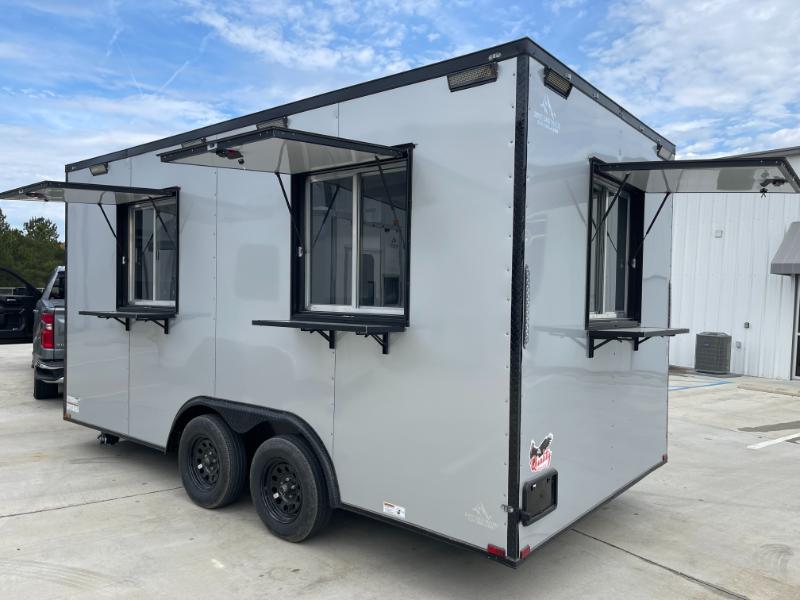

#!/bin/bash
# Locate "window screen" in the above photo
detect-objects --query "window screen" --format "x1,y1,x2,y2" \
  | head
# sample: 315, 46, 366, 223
359, 170, 407, 308
308, 176, 354, 306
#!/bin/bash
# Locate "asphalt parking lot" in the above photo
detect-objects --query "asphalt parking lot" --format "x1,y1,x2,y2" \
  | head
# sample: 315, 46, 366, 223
1, 343, 798, 599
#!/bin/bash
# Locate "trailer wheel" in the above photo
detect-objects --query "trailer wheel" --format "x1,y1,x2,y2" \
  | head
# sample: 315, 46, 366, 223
33, 376, 58, 400
178, 414, 246, 509
250, 435, 331, 542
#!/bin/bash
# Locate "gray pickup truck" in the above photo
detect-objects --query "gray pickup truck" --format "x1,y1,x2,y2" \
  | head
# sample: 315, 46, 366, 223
32, 266, 65, 399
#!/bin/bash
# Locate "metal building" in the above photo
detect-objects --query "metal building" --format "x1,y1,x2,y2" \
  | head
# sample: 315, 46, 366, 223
670, 148, 800, 379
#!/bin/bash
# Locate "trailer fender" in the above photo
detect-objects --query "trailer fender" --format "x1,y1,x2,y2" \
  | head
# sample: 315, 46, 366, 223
169, 396, 340, 507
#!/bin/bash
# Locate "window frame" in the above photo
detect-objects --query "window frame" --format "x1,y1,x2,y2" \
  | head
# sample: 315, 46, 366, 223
585, 167, 644, 330
291, 153, 412, 326
116, 194, 180, 313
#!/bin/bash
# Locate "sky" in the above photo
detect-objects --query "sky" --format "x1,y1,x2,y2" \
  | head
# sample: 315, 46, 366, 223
1, 0, 799, 239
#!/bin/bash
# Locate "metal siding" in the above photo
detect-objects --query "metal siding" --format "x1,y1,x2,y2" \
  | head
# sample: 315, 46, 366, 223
519, 56, 670, 553
669, 191, 800, 379
332, 59, 518, 550
214, 106, 338, 459
126, 152, 218, 446
65, 162, 131, 433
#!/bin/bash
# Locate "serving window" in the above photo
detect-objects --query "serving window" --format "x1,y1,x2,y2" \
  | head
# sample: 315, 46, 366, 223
586, 175, 643, 328
118, 196, 179, 310
296, 161, 409, 321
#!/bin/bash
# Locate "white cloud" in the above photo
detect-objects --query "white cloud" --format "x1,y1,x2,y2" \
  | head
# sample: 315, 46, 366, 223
548, 0, 588, 14
580, 0, 800, 156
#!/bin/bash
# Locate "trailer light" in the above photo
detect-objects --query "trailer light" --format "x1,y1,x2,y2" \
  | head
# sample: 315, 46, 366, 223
181, 137, 206, 149
486, 544, 506, 558
40, 311, 55, 350
256, 116, 288, 130
543, 67, 572, 98
656, 143, 675, 161
89, 162, 109, 176
519, 545, 532, 560
447, 63, 498, 92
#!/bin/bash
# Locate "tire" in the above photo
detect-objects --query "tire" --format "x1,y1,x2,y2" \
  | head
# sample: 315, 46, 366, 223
178, 414, 246, 509
33, 376, 58, 400
250, 435, 331, 542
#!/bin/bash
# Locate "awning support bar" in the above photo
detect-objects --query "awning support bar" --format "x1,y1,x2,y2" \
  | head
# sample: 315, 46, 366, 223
97, 202, 117, 240
311, 184, 342, 250
374, 157, 406, 250
149, 197, 175, 246
275, 173, 305, 257
630, 191, 671, 264
591, 172, 630, 242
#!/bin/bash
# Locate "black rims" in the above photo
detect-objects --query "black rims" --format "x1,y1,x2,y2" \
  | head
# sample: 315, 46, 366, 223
190, 437, 220, 489
178, 414, 246, 509
263, 460, 303, 523
250, 435, 331, 542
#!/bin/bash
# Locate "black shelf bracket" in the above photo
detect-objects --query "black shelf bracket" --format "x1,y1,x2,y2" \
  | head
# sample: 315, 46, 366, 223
254, 319, 403, 355
142, 317, 171, 334
303, 329, 335, 349
587, 337, 616, 358
112, 316, 131, 331
79, 310, 175, 335
587, 327, 688, 358
361, 332, 390, 355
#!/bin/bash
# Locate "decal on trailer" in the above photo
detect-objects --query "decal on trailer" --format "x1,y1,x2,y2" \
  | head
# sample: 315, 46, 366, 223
66, 395, 80, 415
465, 502, 499, 530
529, 433, 553, 472
533, 95, 560, 134
382, 501, 406, 520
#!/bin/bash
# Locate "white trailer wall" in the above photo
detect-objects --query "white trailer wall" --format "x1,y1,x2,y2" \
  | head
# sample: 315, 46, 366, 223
519, 55, 671, 552
670, 181, 800, 380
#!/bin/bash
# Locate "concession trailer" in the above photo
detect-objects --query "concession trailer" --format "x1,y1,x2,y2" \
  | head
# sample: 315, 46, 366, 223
3, 37, 799, 566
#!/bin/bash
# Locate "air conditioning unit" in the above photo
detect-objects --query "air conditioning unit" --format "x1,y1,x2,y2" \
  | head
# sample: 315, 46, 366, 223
695, 332, 731, 374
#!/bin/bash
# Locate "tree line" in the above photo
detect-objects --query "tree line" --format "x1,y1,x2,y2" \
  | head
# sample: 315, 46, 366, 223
0, 208, 64, 289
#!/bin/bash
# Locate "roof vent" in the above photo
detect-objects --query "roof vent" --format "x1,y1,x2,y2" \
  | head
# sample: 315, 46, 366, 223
447, 63, 498, 92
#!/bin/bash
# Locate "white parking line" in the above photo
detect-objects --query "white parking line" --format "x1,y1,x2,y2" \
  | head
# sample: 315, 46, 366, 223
747, 432, 800, 450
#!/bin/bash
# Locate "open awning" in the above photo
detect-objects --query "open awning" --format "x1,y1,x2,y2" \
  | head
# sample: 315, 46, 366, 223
0, 181, 178, 204
158, 126, 406, 174
595, 158, 800, 194
771, 222, 800, 276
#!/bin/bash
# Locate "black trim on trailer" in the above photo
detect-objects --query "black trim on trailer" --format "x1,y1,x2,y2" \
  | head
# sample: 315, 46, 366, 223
65, 38, 674, 174
341, 503, 519, 568
507, 54, 529, 560
170, 396, 341, 507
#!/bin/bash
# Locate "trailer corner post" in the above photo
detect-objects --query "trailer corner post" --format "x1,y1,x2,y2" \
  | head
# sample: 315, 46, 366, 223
507, 53, 530, 560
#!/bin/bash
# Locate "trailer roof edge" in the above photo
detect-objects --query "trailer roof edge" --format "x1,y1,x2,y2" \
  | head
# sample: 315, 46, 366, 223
65, 37, 675, 173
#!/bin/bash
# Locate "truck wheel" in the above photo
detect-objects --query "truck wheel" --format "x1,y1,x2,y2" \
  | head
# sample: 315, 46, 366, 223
178, 414, 246, 509
250, 435, 331, 542
33, 376, 58, 400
